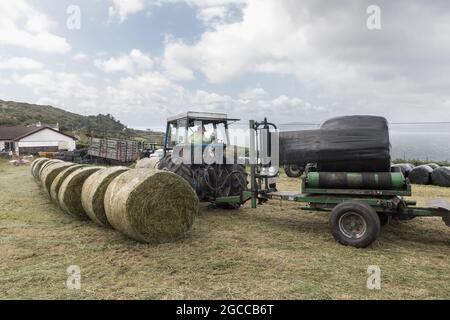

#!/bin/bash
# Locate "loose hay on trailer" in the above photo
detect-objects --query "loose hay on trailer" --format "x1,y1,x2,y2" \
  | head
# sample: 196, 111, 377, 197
104, 169, 199, 243
81, 166, 129, 227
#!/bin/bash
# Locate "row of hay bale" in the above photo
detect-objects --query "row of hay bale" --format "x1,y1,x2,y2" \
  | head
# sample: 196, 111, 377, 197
31, 158, 199, 243
391, 163, 450, 187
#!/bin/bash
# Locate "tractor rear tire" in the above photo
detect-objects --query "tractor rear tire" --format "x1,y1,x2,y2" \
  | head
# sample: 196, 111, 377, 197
284, 165, 304, 178
330, 201, 381, 248
216, 164, 248, 210
157, 154, 195, 187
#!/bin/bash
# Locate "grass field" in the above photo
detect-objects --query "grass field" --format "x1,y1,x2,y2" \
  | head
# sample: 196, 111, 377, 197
0, 160, 449, 300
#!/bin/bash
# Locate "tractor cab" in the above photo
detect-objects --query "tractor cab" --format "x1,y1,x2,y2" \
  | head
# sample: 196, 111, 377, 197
164, 112, 238, 152
159, 112, 247, 207
163, 111, 240, 165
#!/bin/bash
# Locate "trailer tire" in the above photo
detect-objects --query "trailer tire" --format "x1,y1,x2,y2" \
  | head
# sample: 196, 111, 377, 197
330, 201, 381, 248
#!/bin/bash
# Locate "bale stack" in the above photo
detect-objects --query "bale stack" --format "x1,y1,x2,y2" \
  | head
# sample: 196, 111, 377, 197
37, 159, 63, 183
81, 166, 129, 227
58, 167, 103, 219
31, 158, 51, 181
40, 162, 77, 196
50, 164, 86, 204
135, 158, 159, 169
104, 169, 199, 243
30, 160, 200, 244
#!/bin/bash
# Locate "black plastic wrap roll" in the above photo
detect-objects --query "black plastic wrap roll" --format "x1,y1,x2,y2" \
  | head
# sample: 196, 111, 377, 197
279, 116, 391, 172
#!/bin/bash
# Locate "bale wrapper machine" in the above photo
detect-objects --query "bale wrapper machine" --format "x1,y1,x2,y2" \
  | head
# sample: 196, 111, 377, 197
243, 118, 450, 248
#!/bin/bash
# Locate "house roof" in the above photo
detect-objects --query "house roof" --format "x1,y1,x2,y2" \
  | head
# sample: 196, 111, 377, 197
0, 126, 37, 140
0, 126, 77, 141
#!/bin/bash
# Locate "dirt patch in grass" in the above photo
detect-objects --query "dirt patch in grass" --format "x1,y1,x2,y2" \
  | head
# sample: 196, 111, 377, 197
0, 161, 449, 299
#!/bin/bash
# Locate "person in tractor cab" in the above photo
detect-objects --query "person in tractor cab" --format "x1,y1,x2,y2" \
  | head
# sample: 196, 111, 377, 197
190, 125, 212, 144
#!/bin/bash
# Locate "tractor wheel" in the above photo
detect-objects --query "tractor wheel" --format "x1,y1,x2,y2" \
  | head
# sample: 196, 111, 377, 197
216, 164, 248, 210
329, 201, 381, 248
158, 154, 195, 187
284, 165, 303, 178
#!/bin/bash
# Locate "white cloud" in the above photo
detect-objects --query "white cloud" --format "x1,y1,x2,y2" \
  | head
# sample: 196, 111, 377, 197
36, 97, 60, 107
0, 0, 71, 54
0, 57, 43, 70
108, 0, 145, 23
102, 71, 324, 126
14, 71, 98, 114
108, 0, 244, 24
73, 53, 88, 61
161, 0, 450, 120
239, 87, 267, 100
95, 49, 154, 74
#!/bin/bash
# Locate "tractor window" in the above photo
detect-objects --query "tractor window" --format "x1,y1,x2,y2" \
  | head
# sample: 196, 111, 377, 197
215, 123, 228, 144
168, 120, 188, 147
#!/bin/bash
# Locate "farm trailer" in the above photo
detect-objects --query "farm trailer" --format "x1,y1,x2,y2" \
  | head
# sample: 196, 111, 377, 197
88, 137, 139, 164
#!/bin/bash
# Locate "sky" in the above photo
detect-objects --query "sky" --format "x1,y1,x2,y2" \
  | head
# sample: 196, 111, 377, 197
1, 0, 450, 130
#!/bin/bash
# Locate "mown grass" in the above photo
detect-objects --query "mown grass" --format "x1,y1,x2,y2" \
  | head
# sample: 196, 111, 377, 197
0, 161, 449, 300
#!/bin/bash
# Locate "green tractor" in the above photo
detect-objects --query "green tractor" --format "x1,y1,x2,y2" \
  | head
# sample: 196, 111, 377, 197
157, 112, 248, 208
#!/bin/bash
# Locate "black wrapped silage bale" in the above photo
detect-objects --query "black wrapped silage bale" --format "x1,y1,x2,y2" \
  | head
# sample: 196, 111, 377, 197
279, 115, 391, 172
431, 167, 450, 187
425, 163, 440, 170
391, 163, 414, 177
409, 165, 433, 185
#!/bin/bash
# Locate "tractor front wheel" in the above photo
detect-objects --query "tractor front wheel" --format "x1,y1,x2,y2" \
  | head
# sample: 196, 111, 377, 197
329, 201, 381, 248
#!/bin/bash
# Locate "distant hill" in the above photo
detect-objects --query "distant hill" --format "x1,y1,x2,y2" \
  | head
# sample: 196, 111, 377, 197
0, 99, 163, 144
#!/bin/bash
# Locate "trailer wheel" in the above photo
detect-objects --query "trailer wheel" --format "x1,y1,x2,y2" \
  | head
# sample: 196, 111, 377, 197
330, 201, 381, 248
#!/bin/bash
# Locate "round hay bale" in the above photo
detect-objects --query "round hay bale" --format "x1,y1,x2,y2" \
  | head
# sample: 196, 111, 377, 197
58, 167, 103, 219
31, 158, 50, 180
431, 167, 450, 187
81, 166, 130, 227
40, 162, 76, 196
38, 159, 63, 181
135, 158, 159, 169
30, 158, 40, 176
104, 169, 199, 243
409, 165, 433, 185
50, 164, 86, 204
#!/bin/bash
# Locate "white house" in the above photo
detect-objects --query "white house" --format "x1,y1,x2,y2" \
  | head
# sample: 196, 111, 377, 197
0, 125, 77, 155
